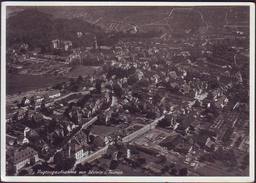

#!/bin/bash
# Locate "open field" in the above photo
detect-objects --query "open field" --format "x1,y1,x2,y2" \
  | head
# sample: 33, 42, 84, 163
66, 65, 102, 78
6, 65, 101, 95
6, 73, 67, 95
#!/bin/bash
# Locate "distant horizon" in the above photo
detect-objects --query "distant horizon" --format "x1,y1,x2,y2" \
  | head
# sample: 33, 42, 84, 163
1, 2, 255, 182
7, 6, 249, 23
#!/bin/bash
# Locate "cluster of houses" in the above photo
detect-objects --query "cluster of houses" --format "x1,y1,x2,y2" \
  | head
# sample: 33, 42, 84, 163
52, 39, 73, 51
6, 25, 250, 176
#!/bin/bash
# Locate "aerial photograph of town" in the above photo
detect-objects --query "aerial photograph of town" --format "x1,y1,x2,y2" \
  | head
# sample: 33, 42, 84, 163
2, 3, 253, 179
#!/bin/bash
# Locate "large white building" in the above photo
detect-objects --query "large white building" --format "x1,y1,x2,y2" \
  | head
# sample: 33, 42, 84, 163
51, 39, 72, 51
68, 130, 90, 161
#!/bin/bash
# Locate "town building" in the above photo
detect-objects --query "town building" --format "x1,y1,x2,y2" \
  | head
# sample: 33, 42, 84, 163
12, 146, 39, 173
67, 130, 90, 161
48, 90, 61, 99
63, 41, 72, 51
238, 136, 249, 153
51, 39, 72, 51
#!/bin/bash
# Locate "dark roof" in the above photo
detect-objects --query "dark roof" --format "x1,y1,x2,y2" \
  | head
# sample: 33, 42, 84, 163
70, 130, 89, 152
73, 130, 88, 145
91, 125, 117, 138
93, 136, 105, 147
14, 146, 38, 164
159, 134, 180, 147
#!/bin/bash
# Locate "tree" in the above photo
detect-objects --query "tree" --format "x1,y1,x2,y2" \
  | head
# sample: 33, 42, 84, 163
137, 157, 146, 164
52, 82, 63, 90
162, 165, 170, 173
54, 151, 76, 171
40, 99, 46, 111
47, 119, 57, 133
224, 149, 238, 167
178, 168, 188, 176
157, 116, 171, 128
113, 83, 123, 97
77, 75, 83, 83
21, 97, 27, 106
53, 151, 63, 167
18, 169, 29, 176
75, 163, 83, 172
62, 157, 76, 171
169, 168, 177, 176
239, 154, 249, 170
82, 125, 93, 143
109, 160, 118, 170
95, 79, 102, 94
24, 109, 30, 120
30, 96, 35, 109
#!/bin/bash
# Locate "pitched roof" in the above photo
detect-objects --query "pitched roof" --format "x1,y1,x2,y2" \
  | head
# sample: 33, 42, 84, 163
14, 146, 38, 164
70, 130, 89, 152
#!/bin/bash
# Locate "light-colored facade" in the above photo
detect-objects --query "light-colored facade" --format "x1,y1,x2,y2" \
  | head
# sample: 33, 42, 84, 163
75, 149, 89, 160
48, 91, 61, 99
13, 147, 39, 173
15, 154, 39, 171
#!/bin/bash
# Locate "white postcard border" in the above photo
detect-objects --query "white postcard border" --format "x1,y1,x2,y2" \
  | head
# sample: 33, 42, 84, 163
1, 1, 255, 182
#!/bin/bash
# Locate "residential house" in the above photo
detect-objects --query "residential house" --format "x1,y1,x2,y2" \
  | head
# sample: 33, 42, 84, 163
180, 82, 191, 95
6, 134, 17, 146
35, 96, 44, 103
169, 71, 178, 80
67, 130, 90, 161
48, 90, 61, 99
34, 96, 44, 109
25, 110, 36, 121
205, 137, 216, 149
159, 134, 191, 154
13, 146, 39, 173
185, 146, 201, 169
6, 113, 14, 123
24, 98, 30, 105
52, 39, 72, 51
214, 95, 229, 109
52, 39, 61, 49
229, 131, 243, 148
143, 162, 162, 175
14, 109, 27, 121
210, 114, 224, 130
238, 136, 249, 153
63, 41, 72, 51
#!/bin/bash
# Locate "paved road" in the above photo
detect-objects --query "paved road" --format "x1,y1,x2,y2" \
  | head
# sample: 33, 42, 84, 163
74, 114, 167, 166
54, 91, 89, 102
